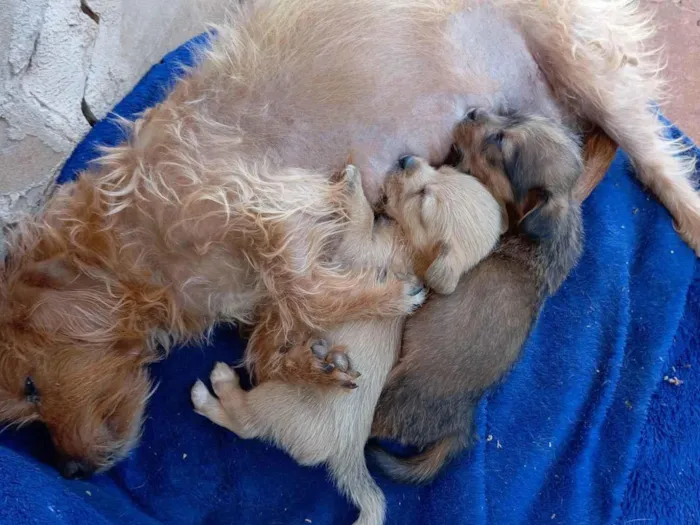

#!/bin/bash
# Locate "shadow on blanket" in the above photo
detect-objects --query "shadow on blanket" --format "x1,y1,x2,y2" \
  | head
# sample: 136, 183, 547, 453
1, 35, 698, 525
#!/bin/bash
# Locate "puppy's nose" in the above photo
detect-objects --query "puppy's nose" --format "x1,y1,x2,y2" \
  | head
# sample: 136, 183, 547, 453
398, 155, 417, 170
59, 458, 96, 480
464, 108, 478, 121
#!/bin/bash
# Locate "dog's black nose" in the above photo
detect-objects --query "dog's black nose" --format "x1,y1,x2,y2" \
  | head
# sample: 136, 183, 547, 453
59, 458, 96, 480
464, 108, 478, 121
398, 155, 417, 170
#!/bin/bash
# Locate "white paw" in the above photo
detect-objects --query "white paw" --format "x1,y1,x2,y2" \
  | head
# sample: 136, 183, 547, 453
191, 380, 213, 410
211, 362, 237, 385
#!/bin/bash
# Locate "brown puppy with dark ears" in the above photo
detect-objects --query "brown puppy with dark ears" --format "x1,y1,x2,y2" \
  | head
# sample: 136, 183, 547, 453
370, 108, 585, 483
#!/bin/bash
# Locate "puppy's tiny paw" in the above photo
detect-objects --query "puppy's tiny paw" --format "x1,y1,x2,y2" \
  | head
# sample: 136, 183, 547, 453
211, 362, 237, 385
191, 380, 213, 410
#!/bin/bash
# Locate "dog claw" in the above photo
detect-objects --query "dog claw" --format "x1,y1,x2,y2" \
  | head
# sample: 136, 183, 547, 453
342, 381, 358, 389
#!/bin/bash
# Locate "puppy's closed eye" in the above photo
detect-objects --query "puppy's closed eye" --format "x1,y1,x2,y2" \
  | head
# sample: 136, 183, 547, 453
485, 131, 505, 149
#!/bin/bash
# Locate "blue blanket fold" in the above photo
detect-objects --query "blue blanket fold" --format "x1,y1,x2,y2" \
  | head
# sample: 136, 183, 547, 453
1, 36, 698, 525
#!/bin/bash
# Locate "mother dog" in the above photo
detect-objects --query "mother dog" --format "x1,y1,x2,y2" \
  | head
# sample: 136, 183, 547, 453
0, 0, 697, 477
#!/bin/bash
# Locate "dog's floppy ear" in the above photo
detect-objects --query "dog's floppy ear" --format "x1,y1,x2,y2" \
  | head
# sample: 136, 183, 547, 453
425, 243, 461, 295
518, 188, 548, 224
516, 188, 552, 239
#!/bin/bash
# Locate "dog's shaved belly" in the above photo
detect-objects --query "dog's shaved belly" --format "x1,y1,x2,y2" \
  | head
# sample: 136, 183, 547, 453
256, 5, 561, 203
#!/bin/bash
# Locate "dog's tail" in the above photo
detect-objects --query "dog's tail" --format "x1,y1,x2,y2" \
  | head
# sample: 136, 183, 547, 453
328, 452, 385, 525
368, 433, 466, 485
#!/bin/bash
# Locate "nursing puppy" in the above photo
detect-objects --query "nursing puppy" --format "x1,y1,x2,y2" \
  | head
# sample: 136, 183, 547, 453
191, 163, 502, 525
371, 109, 584, 483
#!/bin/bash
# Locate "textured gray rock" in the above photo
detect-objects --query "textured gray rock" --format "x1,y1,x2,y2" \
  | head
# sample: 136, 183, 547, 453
0, 0, 219, 254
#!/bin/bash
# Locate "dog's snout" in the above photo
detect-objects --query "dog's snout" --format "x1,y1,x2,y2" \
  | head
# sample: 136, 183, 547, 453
398, 155, 417, 170
59, 457, 96, 480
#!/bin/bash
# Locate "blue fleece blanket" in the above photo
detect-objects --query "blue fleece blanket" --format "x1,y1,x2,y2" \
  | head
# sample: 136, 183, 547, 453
1, 35, 699, 525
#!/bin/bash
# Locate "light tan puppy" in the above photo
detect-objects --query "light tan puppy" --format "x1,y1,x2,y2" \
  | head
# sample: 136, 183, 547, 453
191, 163, 502, 525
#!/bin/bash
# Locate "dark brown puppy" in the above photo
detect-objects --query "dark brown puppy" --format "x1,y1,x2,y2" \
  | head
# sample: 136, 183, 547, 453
370, 109, 584, 483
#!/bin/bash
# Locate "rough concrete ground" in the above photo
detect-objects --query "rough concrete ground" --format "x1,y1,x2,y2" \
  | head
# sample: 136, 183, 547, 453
645, 0, 700, 143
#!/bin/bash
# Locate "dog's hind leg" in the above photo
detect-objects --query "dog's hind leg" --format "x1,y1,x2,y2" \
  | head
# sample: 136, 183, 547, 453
327, 450, 386, 525
191, 363, 259, 439
572, 81, 700, 253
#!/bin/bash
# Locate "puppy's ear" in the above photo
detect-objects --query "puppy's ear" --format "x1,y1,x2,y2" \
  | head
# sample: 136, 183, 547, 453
425, 243, 461, 295
517, 188, 554, 239
518, 188, 548, 224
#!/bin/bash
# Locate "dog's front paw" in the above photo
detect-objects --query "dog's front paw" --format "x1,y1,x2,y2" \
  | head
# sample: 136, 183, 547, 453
310, 339, 361, 389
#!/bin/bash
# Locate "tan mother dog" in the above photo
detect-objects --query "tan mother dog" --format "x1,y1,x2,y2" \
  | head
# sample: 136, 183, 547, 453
0, 0, 697, 476
191, 162, 502, 525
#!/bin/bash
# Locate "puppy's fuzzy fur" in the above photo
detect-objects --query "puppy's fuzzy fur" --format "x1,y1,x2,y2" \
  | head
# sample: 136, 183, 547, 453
1, 0, 698, 474
191, 164, 502, 525
371, 109, 584, 483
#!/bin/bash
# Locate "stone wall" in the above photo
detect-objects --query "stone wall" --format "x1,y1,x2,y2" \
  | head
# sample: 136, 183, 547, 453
0, 0, 217, 249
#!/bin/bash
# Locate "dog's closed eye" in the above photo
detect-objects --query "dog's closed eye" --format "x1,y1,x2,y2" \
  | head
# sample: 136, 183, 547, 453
485, 131, 505, 149
24, 377, 39, 404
